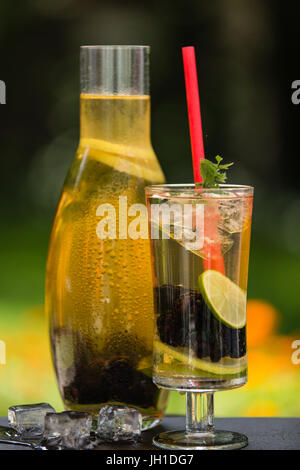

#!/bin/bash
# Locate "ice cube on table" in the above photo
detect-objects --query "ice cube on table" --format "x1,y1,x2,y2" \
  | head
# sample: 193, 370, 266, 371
97, 405, 142, 442
42, 411, 92, 450
8, 403, 55, 438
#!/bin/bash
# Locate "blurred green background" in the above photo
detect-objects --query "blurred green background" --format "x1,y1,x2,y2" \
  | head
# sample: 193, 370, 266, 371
0, 0, 300, 417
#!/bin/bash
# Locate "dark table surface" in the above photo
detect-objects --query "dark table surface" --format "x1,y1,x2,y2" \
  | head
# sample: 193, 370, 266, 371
0, 416, 299, 450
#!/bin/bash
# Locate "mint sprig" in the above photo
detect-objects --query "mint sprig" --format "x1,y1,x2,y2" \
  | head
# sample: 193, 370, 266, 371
196, 155, 233, 188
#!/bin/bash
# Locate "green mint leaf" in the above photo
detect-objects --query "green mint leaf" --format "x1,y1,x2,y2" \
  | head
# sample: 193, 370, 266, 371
215, 155, 223, 165
216, 172, 227, 183
219, 162, 233, 170
198, 155, 234, 188
200, 160, 218, 188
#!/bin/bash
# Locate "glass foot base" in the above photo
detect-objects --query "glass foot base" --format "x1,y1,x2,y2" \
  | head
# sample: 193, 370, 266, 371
153, 429, 248, 450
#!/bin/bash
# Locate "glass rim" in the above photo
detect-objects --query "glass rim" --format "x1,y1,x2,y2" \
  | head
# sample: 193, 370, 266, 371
145, 183, 254, 197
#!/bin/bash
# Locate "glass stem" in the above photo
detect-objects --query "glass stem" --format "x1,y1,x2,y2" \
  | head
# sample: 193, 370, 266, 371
186, 392, 214, 434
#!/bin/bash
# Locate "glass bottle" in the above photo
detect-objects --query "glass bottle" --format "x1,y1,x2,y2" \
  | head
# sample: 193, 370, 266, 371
45, 46, 168, 428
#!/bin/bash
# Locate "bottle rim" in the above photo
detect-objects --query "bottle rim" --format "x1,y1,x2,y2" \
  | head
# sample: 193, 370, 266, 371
80, 45, 150, 50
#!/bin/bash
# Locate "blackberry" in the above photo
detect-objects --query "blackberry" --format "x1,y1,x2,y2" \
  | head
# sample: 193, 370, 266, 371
229, 327, 246, 358
155, 285, 202, 348
155, 284, 183, 314
155, 284, 247, 361
155, 285, 185, 347
64, 356, 110, 405
64, 355, 158, 408
103, 358, 159, 408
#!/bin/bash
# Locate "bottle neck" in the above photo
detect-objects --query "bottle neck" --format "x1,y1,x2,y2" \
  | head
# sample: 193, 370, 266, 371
80, 46, 149, 96
80, 94, 151, 147
79, 46, 151, 148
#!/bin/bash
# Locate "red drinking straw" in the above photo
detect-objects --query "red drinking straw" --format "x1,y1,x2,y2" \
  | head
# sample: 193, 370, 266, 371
182, 47, 204, 183
182, 46, 225, 274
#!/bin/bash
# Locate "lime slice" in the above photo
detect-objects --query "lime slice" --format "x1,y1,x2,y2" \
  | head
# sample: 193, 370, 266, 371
151, 221, 233, 261
156, 363, 247, 380
80, 137, 154, 160
78, 138, 165, 183
154, 340, 247, 376
198, 270, 246, 329
153, 223, 206, 259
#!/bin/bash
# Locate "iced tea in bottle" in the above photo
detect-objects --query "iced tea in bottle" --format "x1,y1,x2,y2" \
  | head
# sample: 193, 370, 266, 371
45, 46, 168, 428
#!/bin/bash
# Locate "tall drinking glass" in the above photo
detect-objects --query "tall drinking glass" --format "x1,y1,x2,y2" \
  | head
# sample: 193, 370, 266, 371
146, 184, 253, 450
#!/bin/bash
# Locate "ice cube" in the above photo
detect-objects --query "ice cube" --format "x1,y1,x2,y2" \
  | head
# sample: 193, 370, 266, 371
8, 403, 55, 438
41, 411, 93, 450
219, 198, 251, 233
97, 405, 142, 442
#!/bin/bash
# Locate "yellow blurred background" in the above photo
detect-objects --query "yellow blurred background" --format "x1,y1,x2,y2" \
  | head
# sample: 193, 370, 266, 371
1, 0, 300, 417
1, 295, 299, 417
